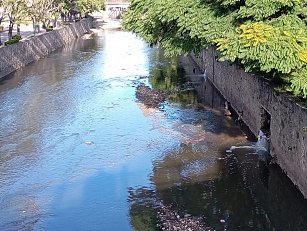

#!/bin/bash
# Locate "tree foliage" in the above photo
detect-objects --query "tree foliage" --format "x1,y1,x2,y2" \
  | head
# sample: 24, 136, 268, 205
2, 0, 27, 39
0, 0, 104, 30
75, 0, 104, 16
123, 0, 307, 98
26, 0, 59, 28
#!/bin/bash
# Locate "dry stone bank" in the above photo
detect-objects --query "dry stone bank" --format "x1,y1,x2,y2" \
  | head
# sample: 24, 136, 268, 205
0, 19, 92, 79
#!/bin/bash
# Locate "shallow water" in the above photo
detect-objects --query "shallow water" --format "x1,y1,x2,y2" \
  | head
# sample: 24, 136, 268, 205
0, 31, 306, 231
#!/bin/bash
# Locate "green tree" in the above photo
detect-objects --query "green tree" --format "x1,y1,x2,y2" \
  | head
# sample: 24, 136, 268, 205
123, 0, 307, 99
26, 0, 59, 33
58, 0, 104, 21
75, 0, 104, 17
3, 0, 27, 39
0, 1, 8, 45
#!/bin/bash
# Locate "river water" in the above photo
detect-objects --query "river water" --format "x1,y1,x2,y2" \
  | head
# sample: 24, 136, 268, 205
0, 31, 306, 231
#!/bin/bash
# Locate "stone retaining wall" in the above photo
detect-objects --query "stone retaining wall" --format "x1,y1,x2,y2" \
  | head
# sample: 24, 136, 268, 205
191, 47, 307, 198
0, 19, 92, 79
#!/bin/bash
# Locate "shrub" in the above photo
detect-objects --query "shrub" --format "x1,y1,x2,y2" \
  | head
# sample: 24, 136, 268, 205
46, 26, 53, 32
5, 35, 22, 46
5, 39, 19, 46
11, 35, 22, 41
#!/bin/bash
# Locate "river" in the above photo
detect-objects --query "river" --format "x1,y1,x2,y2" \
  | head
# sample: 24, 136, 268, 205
0, 30, 306, 231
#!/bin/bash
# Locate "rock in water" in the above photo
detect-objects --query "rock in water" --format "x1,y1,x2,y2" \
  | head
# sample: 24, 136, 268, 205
136, 85, 167, 108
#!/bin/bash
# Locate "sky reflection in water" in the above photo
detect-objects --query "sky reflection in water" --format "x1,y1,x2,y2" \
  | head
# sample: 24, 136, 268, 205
0, 31, 306, 231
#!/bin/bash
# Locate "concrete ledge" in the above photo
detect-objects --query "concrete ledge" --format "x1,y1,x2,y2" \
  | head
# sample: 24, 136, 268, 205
0, 19, 93, 79
191, 47, 307, 198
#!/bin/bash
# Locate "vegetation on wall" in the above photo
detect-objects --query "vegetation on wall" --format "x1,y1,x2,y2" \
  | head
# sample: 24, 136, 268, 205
123, 0, 307, 99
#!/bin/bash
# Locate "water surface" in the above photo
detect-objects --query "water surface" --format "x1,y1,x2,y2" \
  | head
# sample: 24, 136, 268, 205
0, 30, 306, 231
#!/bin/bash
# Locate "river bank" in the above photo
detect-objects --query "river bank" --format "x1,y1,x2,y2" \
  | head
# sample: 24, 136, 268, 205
0, 18, 93, 79
0, 30, 306, 230
189, 48, 307, 199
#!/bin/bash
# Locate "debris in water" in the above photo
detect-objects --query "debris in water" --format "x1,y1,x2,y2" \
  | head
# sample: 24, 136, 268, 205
135, 85, 167, 108
157, 201, 211, 231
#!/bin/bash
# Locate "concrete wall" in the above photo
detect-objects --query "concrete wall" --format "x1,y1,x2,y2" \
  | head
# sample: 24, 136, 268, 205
0, 19, 93, 79
190, 47, 307, 198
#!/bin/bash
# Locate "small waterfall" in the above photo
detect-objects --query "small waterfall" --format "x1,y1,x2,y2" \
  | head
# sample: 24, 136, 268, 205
255, 130, 270, 162
226, 130, 270, 162
184, 72, 207, 78
203, 70, 207, 81
256, 130, 269, 152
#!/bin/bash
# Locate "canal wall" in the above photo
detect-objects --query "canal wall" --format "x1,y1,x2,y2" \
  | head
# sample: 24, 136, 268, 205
190, 47, 307, 198
0, 18, 93, 79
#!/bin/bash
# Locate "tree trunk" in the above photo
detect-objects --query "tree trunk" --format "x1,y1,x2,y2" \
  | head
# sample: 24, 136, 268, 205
69, 12, 73, 22
8, 22, 13, 40
0, 21, 2, 45
0, 18, 4, 45
53, 18, 57, 28
32, 18, 35, 35
60, 12, 65, 22
17, 24, 20, 35
32, 18, 39, 35
44, 20, 50, 29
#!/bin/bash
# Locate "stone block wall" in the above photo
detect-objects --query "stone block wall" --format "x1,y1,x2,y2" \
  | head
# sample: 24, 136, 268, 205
191, 47, 307, 198
0, 19, 92, 79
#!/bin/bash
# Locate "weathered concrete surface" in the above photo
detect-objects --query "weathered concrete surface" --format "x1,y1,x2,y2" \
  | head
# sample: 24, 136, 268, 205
190, 47, 307, 198
0, 19, 93, 79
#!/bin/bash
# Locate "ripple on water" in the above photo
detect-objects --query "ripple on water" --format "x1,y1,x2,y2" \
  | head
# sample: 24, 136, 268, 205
0, 30, 306, 231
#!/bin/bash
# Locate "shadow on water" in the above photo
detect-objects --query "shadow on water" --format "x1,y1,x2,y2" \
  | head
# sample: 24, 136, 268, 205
128, 187, 160, 231
147, 51, 253, 142
0, 30, 306, 231
129, 157, 307, 231
129, 55, 307, 231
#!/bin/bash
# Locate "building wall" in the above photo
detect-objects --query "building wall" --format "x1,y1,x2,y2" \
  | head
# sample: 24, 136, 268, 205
0, 19, 92, 79
190, 47, 307, 198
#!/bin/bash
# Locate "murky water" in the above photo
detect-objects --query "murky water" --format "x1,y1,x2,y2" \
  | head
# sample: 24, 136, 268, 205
0, 31, 306, 231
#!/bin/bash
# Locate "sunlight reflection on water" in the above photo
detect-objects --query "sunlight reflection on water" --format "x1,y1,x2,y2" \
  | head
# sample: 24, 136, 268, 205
0, 31, 306, 231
